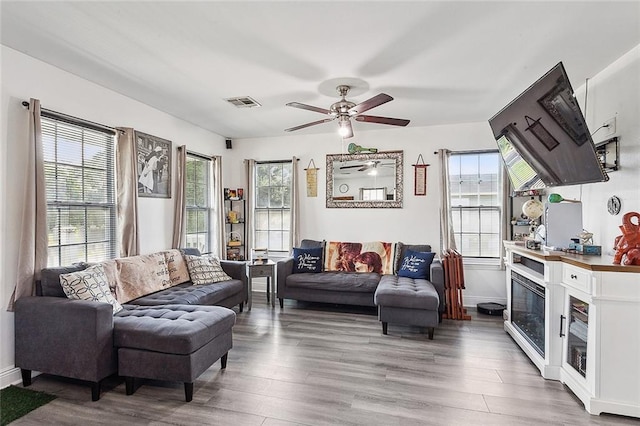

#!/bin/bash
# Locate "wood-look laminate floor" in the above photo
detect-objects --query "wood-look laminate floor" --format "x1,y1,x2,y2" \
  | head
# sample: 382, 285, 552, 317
11, 292, 639, 426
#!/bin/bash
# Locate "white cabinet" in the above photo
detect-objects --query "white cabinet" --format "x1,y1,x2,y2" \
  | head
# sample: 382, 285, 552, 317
504, 242, 640, 418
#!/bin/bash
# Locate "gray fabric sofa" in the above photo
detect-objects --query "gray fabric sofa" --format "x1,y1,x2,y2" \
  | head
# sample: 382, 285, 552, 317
14, 249, 247, 401
276, 240, 445, 315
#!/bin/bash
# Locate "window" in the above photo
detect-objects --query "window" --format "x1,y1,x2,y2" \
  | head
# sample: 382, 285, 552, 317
43, 116, 116, 266
185, 153, 212, 253
449, 151, 503, 259
254, 161, 292, 252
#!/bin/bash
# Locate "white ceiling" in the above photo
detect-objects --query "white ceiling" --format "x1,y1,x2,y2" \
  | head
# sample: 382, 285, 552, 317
2, 1, 639, 140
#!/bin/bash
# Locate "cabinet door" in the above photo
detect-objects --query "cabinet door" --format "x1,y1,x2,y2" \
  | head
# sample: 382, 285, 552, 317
562, 293, 589, 379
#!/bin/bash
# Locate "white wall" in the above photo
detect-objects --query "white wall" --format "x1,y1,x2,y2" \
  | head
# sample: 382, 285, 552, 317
225, 122, 507, 307
568, 45, 640, 251
0, 46, 226, 387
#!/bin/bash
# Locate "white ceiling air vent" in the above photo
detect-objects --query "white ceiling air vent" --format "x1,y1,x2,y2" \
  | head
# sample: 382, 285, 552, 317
224, 96, 262, 108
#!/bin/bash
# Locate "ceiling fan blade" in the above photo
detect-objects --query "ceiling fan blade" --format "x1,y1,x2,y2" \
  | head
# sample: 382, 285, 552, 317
354, 115, 410, 127
348, 93, 393, 115
284, 118, 334, 132
286, 102, 331, 115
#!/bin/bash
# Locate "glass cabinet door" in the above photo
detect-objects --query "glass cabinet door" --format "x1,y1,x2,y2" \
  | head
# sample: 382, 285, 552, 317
566, 296, 589, 377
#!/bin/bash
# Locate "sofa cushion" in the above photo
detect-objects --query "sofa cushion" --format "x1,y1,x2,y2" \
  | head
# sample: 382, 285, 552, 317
114, 304, 236, 355
128, 280, 243, 306
184, 254, 232, 284
163, 249, 190, 286
40, 262, 90, 297
115, 252, 171, 303
286, 271, 380, 293
292, 247, 323, 273
59, 264, 123, 314
375, 275, 439, 310
394, 243, 432, 274
397, 250, 436, 280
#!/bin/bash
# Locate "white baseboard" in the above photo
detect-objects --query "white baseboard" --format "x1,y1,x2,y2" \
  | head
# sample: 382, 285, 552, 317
463, 295, 507, 308
0, 366, 22, 389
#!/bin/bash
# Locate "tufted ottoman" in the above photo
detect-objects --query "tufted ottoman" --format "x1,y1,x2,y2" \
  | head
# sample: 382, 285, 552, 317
374, 275, 440, 339
113, 304, 235, 401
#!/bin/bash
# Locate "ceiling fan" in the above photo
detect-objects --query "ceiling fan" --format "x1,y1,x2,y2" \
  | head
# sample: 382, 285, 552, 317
284, 85, 410, 138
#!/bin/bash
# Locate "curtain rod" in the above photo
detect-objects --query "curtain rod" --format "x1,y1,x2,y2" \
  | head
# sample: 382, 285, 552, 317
21, 100, 116, 135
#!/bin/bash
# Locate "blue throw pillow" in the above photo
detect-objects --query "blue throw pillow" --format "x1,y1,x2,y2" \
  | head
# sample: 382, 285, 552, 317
397, 250, 436, 279
292, 247, 323, 273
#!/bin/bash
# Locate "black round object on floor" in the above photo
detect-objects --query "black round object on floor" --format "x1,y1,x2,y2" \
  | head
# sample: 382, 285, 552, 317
477, 302, 506, 316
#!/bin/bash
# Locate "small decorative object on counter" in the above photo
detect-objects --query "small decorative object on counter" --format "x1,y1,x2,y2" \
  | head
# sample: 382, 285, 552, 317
613, 211, 640, 265
525, 239, 541, 250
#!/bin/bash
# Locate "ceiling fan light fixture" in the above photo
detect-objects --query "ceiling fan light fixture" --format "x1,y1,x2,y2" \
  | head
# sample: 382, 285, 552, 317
338, 116, 353, 138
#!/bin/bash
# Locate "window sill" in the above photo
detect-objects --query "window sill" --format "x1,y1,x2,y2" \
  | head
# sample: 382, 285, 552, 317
460, 258, 504, 270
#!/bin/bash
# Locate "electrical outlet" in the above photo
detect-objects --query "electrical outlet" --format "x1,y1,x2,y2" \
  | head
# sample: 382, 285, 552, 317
603, 117, 616, 137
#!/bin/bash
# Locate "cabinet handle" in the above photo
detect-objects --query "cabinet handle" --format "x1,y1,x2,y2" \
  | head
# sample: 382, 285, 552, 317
559, 315, 566, 337
570, 274, 577, 279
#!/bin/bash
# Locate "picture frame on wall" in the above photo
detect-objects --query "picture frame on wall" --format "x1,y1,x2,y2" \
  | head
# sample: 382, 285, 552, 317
135, 131, 172, 198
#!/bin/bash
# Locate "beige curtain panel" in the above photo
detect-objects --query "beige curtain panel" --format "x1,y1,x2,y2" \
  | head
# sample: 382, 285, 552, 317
213, 156, 225, 257
8, 98, 48, 311
244, 159, 256, 259
116, 127, 140, 257
290, 156, 300, 252
438, 149, 457, 254
172, 146, 187, 249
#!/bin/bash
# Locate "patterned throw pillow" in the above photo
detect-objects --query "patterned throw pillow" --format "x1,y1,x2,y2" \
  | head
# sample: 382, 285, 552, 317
163, 249, 191, 286
292, 247, 323, 273
59, 264, 123, 314
397, 250, 436, 280
184, 254, 232, 284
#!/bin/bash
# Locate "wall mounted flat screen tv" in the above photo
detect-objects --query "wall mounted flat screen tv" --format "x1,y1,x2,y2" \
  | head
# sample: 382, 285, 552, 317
489, 62, 608, 192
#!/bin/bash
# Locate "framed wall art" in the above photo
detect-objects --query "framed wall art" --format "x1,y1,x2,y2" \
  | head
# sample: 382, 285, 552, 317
413, 154, 429, 196
135, 131, 172, 198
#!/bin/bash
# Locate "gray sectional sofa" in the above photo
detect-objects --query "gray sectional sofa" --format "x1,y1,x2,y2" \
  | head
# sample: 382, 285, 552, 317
276, 239, 445, 315
14, 248, 247, 401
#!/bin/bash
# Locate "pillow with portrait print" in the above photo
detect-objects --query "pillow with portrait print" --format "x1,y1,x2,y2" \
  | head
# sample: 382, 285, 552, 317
292, 247, 323, 273
59, 264, 123, 315
397, 250, 436, 280
184, 254, 232, 284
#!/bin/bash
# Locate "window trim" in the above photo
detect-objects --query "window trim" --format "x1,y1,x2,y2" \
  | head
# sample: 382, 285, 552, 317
42, 114, 116, 266
253, 160, 292, 253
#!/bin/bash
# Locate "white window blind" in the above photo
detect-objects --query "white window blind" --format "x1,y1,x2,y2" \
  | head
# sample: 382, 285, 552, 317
42, 116, 116, 266
185, 153, 212, 253
449, 151, 503, 259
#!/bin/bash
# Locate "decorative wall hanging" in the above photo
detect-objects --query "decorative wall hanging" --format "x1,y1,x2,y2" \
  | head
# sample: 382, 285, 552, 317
135, 131, 172, 198
304, 159, 320, 197
412, 154, 429, 196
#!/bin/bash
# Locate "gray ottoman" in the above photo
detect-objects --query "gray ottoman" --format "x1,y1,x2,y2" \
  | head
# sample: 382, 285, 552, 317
113, 304, 235, 401
374, 275, 440, 339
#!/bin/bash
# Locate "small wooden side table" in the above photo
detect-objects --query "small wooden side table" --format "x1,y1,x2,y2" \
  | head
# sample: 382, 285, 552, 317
245, 260, 276, 310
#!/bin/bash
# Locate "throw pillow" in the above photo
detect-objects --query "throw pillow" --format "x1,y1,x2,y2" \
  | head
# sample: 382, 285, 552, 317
59, 264, 123, 314
115, 252, 171, 303
397, 250, 436, 280
184, 254, 232, 284
163, 249, 191, 286
292, 247, 323, 273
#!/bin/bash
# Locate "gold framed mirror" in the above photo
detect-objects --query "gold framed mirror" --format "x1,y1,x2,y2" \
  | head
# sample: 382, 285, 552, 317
326, 150, 403, 208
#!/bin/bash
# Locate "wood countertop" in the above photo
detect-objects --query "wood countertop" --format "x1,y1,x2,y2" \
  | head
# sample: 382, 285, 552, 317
503, 241, 640, 274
